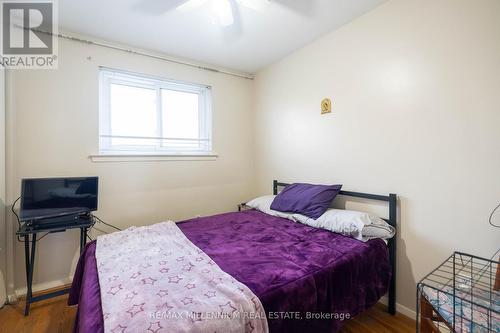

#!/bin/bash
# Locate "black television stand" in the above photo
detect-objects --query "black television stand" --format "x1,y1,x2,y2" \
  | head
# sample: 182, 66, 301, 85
16, 214, 94, 316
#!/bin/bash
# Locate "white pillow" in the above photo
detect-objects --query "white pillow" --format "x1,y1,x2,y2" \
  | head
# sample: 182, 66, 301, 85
246, 195, 301, 221
245, 195, 276, 214
363, 222, 396, 241
245, 195, 395, 241
294, 209, 395, 241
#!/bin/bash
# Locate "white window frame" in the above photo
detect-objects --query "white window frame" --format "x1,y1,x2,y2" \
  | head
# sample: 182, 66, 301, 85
99, 67, 213, 156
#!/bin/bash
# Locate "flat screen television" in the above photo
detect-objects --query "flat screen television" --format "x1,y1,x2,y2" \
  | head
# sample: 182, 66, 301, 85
20, 177, 98, 222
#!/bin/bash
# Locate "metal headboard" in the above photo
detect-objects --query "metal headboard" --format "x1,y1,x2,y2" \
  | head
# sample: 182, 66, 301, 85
273, 180, 398, 315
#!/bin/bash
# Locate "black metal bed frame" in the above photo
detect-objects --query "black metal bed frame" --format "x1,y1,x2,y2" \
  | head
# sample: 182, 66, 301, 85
272, 180, 398, 315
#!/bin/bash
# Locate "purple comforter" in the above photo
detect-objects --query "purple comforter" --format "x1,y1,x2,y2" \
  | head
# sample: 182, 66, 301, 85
69, 210, 391, 332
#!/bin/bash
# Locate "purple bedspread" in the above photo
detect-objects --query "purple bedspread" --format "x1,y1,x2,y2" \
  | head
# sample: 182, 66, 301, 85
69, 210, 390, 332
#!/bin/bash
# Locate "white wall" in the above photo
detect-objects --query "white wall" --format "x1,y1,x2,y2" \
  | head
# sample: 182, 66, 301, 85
254, 0, 500, 311
8, 38, 255, 293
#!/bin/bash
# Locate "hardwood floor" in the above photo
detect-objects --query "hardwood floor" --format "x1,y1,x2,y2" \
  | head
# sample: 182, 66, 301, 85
340, 304, 415, 333
0, 294, 76, 333
0, 293, 415, 333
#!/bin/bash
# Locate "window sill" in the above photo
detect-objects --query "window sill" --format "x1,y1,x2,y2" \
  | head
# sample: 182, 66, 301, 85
89, 152, 219, 162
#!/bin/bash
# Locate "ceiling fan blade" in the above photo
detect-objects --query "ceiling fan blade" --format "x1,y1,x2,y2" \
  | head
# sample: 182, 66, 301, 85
211, 0, 234, 26
177, 0, 207, 12
273, 0, 315, 16
134, 0, 189, 15
238, 0, 269, 11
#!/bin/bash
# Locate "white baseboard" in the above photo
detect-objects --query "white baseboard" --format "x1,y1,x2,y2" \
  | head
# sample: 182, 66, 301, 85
0, 274, 6, 308
8, 277, 72, 303
379, 296, 416, 319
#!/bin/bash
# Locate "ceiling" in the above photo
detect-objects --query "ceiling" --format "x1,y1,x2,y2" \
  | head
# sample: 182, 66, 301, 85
59, 0, 385, 74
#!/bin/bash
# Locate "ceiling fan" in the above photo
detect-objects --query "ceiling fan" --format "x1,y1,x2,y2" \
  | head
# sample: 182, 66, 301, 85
176, 0, 270, 26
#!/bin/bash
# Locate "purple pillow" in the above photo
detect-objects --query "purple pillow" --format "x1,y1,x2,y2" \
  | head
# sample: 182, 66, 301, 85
271, 183, 342, 219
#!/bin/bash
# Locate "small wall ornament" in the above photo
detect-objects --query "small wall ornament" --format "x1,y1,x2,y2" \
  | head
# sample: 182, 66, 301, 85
321, 98, 332, 114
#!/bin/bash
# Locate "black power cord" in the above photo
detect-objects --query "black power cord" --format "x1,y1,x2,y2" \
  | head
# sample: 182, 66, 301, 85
12, 196, 26, 243
12, 196, 52, 243
85, 214, 122, 242
11, 196, 21, 225
91, 214, 122, 232
488, 202, 500, 261
489, 202, 500, 228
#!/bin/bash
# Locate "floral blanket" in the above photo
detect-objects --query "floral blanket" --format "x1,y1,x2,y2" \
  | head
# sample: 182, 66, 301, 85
422, 285, 499, 333
96, 221, 269, 333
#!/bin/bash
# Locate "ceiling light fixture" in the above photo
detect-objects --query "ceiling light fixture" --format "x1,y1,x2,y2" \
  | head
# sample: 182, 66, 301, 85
211, 0, 234, 26
238, 0, 269, 11
176, 0, 206, 12
176, 0, 269, 27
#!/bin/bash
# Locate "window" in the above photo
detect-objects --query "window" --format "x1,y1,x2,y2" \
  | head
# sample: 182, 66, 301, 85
99, 68, 212, 155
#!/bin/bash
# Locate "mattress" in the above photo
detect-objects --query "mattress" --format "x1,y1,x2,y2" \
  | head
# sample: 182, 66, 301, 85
69, 210, 391, 332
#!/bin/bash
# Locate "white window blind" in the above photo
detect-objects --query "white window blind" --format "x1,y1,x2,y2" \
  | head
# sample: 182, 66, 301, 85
99, 68, 212, 155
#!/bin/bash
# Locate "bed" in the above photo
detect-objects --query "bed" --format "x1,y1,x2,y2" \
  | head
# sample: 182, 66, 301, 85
69, 180, 397, 332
